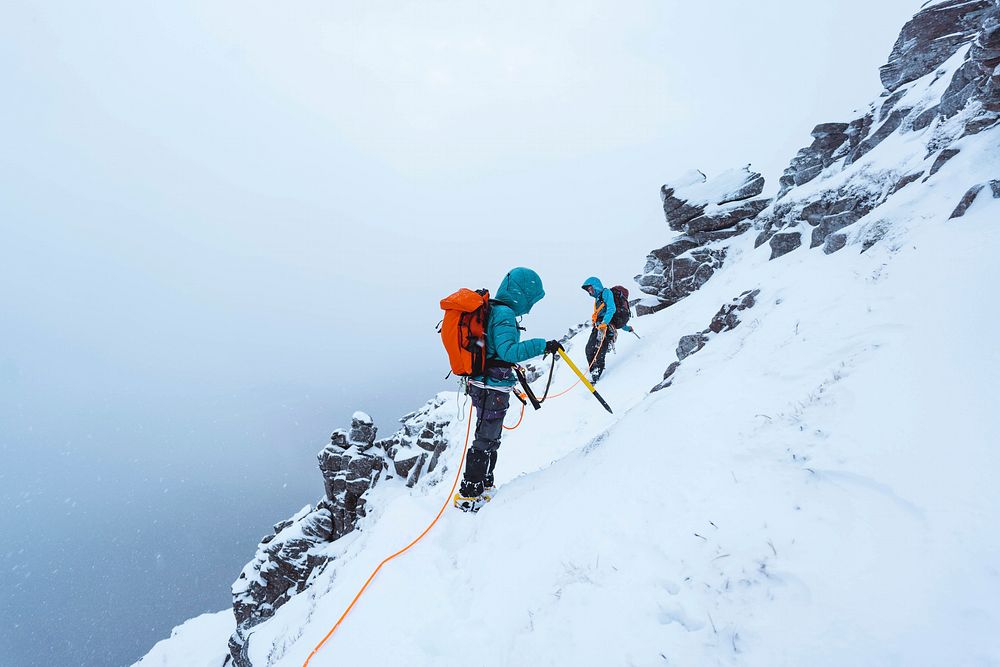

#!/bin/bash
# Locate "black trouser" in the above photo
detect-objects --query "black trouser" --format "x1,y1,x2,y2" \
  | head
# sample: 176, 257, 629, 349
585, 326, 616, 381
461, 384, 510, 495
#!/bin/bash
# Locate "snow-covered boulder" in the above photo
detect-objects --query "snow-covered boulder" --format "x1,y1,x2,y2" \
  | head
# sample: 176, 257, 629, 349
379, 395, 454, 486
636, 167, 767, 314
659, 166, 767, 235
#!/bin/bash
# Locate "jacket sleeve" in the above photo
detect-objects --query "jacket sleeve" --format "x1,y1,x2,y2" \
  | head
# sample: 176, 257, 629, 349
492, 315, 546, 363
600, 289, 616, 325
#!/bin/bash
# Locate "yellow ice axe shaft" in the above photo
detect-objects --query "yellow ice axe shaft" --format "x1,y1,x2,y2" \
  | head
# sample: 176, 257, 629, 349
557, 349, 613, 414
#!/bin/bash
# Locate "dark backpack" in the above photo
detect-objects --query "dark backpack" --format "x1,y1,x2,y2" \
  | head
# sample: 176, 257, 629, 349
609, 285, 631, 328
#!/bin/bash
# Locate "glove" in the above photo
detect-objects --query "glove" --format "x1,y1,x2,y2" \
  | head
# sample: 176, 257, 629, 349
544, 340, 564, 355
596, 323, 608, 331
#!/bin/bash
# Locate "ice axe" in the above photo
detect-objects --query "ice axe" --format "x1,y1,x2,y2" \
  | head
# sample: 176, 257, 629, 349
556, 349, 613, 414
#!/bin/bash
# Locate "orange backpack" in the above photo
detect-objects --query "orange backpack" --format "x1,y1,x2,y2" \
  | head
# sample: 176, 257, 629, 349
439, 288, 491, 377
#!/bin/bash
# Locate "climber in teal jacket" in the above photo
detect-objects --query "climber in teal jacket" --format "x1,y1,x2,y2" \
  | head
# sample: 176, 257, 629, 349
475, 267, 549, 388
581, 276, 631, 383
457, 267, 562, 510
582, 276, 616, 328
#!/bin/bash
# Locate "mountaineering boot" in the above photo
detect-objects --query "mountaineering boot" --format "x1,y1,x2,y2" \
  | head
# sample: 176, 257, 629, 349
455, 478, 489, 512
460, 478, 484, 499
454, 491, 490, 513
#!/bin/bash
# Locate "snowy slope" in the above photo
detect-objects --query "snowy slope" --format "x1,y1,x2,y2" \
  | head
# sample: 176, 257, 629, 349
137, 2, 1000, 665
139, 148, 999, 666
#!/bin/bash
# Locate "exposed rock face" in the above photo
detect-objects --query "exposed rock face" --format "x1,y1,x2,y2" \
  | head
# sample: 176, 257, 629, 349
227, 400, 456, 666
927, 148, 961, 178
318, 413, 386, 538
636, 167, 766, 314
950, 179, 1000, 217
635, 239, 728, 315
659, 167, 766, 235
879, 0, 995, 92
769, 231, 803, 260
652, 290, 760, 392
746, 0, 1000, 262
845, 106, 911, 165
228, 507, 334, 666
971, 13, 1000, 111
777, 123, 850, 198
380, 397, 453, 487
638, 3, 998, 316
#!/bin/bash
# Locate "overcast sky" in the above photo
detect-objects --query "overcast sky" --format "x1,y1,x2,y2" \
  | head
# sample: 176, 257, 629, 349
1, 1, 921, 665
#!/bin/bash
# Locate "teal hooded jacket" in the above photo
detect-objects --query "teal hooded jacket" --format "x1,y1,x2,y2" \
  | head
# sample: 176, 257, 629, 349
582, 276, 633, 332
477, 267, 547, 387
582, 276, 616, 326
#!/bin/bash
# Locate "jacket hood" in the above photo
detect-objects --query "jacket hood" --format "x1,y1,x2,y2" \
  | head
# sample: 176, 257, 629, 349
582, 276, 604, 293
496, 267, 545, 316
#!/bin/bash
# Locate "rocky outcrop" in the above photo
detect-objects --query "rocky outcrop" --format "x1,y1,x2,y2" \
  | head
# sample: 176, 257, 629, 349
652, 290, 760, 392
379, 397, 453, 487
318, 412, 386, 538
636, 0, 998, 318
949, 179, 1000, 217
879, 0, 995, 92
971, 12, 1000, 112
777, 123, 850, 198
768, 232, 802, 261
634, 238, 728, 315
227, 401, 456, 666
747, 0, 1000, 261
659, 167, 767, 237
636, 168, 766, 314
228, 507, 334, 666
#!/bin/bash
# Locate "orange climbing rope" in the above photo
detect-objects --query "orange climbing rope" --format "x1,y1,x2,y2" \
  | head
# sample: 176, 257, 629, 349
502, 400, 526, 430
301, 332, 609, 664
301, 403, 475, 667
542, 330, 608, 400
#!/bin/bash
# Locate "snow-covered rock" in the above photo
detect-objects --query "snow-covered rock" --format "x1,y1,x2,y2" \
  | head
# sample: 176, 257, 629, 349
879, 0, 996, 92
652, 289, 760, 391
648, 0, 999, 292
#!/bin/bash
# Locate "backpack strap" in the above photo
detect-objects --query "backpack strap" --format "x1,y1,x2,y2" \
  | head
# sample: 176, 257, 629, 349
484, 299, 514, 369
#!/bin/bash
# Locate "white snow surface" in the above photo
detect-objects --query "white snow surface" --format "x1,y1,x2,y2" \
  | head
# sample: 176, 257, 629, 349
666, 166, 758, 208
134, 611, 233, 667
138, 121, 1000, 665
136, 52, 1000, 664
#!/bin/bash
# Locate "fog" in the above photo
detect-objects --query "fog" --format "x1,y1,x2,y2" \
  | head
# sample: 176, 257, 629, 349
1, 1, 919, 664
